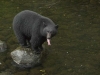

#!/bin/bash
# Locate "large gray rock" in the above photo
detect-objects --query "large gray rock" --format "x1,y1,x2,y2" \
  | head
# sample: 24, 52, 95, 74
11, 47, 42, 68
0, 40, 7, 52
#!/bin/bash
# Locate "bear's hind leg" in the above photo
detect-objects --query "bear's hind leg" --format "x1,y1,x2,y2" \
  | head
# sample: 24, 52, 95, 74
16, 33, 28, 47
26, 39, 31, 48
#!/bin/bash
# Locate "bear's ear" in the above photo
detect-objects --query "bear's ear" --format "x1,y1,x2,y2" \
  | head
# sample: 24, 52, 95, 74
43, 22, 47, 27
55, 25, 58, 29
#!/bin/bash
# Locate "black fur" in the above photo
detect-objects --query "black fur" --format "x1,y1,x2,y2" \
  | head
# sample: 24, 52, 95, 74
13, 10, 58, 54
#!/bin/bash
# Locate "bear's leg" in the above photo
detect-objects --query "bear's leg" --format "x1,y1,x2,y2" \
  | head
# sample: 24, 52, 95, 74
31, 43, 41, 54
30, 37, 42, 54
26, 39, 31, 48
31, 46, 41, 54
16, 33, 28, 47
39, 45, 43, 51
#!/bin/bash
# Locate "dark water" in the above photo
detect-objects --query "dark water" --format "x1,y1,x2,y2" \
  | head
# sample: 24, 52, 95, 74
0, 0, 100, 75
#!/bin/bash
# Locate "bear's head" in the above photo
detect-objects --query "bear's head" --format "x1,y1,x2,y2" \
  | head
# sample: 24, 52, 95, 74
40, 22, 58, 45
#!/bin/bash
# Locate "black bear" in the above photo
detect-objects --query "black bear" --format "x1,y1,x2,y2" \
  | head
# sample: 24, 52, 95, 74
13, 10, 58, 54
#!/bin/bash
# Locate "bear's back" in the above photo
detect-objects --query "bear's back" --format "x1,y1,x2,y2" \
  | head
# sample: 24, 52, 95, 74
13, 10, 42, 31
13, 10, 43, 37
13, 10, 41, 25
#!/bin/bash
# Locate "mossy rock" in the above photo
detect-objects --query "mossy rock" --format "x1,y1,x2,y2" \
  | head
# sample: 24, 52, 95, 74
0, 72, 11, 75
0, 40, 7, 52
11, 46, 42, 68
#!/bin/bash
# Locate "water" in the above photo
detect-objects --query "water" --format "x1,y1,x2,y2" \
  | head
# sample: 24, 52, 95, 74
0, 0, 100, 75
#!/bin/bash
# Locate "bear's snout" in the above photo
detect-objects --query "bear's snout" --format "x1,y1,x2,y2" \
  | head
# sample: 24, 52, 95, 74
47, 32, 51, 39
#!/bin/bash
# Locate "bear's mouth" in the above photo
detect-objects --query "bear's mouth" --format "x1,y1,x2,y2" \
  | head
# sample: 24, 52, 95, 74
47, 32, 51, 45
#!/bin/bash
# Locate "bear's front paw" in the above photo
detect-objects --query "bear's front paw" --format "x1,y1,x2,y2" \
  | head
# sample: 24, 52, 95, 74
39, 48, 43, 51
22, 45, 30, 48
34, 50, 41, 54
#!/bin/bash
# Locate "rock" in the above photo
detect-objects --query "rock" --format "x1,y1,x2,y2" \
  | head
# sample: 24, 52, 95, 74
11, 47, 42, 68
0, 69, 13, 75
0, 72, 11, 75
0, 40, 7, 52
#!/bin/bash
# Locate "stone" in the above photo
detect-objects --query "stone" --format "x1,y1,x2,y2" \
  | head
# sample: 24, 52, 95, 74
0, 69, 11, 75
11, 47, 42, 68
0, 72, 11, 75
0, 40, 7, 52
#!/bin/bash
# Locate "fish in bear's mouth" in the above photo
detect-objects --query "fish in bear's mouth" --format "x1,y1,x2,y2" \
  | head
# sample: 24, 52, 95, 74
47, 32, 51, 45
47, 39, 51, 45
